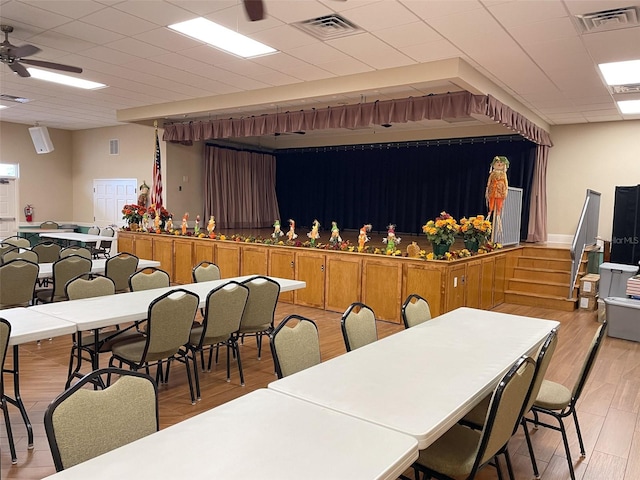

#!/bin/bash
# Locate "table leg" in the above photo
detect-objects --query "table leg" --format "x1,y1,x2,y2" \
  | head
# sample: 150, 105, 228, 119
4, 346, 34, 448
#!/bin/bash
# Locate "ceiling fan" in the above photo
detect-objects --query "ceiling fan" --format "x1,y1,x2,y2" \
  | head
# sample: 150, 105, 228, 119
0, 25, 83, 78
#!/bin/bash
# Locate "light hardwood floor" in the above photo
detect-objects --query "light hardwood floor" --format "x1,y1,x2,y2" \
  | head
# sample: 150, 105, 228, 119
1, 301, 637, 479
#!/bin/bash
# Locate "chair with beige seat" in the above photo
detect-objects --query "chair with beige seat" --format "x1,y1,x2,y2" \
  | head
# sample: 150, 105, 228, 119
35, 255, 92, 304
105, 252, 139, 293
1, 236, 31, 249
109, 289, 199, 404
0, 259, 39, 309
413, 355, 537, 480
59, 246, 92, 260
32, 241, 62, 263
237, 276, 280, 360
270, 314, 321, 379
188, 281, 249, 399
0, 318, 18, 464
92, 226, 115, 259
0, 243, 18, 261
2, 248, 38, 264
401, 293, 432, 329
522, 322, 608, 480
192, 260, 221, 282
39, 221, 59, 230
341, 302, 378, 352
84, 226, 100, 258
44, 368, 158, 472
128, 267, 170, 292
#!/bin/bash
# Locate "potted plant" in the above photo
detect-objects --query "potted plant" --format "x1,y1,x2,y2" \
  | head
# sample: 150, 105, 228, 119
459, 215, 492, 252
121, 204, 146, 230
422, 211, 459, 257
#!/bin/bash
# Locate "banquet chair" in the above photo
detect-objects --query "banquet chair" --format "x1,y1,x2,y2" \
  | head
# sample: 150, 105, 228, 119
0, 243, 18, 260
523, 322, 608, 480
2, 236, 31, 249
32, 241, 62, 263
35, 255, 92, 304
192, 261, 221, 282
59, 246, 92, 260
461, 329, 559, 478
128, 267, 170, 292
188, 281, 249, 399
85, 226, 100, 258
105, 252, 139, 293
401, 293, 432, 329
109, 289, 199, 404
341, 302, 378, 352
92, 226, 114, 259
0, 318, 18, 464
44, 368, 158, 472
39, 221, 59, 229
237, 276, 280, 360
413, 355, 536, 480
2, 248, 38, 264
0, 259, 39, 309
270, 315, 321, 379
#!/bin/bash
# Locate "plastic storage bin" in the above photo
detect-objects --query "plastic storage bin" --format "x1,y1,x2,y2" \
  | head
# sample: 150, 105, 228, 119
604, 297, 640, 342
599, 263, 639, 298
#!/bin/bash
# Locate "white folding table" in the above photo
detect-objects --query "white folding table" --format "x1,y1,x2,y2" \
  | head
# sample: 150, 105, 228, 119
0, 308, 77, 452
269, 307, 559, 450
39, 232, 116, 250
42, 388, 418, 480
37, 258, 160, 279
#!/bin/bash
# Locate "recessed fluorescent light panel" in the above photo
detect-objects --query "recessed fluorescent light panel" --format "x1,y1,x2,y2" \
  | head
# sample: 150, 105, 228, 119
27, 69, 106, 90
617, 99, 640, 114
598, 59, 640, 85
0, 105, 8, 110
169, 17, 276, 58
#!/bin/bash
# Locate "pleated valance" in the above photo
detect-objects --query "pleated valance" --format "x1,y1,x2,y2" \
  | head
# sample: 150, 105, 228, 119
163, 91, 552, 147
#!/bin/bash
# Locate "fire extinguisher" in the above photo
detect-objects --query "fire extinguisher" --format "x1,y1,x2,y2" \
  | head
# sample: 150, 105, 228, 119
24, 204, 34, 222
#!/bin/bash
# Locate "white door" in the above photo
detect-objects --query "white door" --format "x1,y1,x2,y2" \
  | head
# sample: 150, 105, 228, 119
0, 178, 17, 238
93, 179, 137, 228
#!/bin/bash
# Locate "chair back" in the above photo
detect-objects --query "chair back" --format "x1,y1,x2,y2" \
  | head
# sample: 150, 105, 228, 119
571, 321, 608, 402
270, 315, 321, 379
52, 256, 92, 299
44, 368, 158, 472
239, 276, 280, 331
523, 329, 558, 415
2, 236, 31, 248
87, 226, 100, 235
32, 241, 62, 263
102, 227, 115, 238
0, 259, 39, 309
401, 293, 432, 329
65, 273, 116, 300
0, 243, 18, 260
105, 253, 139, 292
60, 246, 92, 260
341, 302, 377, 352
192, 261, 221, 282
475, 356, 536, 472
3, 249, 39, 264
143, 289, 199, 362
0, 318, 11, 381
40, 221, 59, 229
128, 267, 170, 292
197, 282, 248, 345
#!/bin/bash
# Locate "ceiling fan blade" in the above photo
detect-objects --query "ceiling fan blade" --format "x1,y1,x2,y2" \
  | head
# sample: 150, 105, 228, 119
243, 0, 265, 21
10, 44, 41, 58
20, 58, 82, 74
8, 61, 30, 77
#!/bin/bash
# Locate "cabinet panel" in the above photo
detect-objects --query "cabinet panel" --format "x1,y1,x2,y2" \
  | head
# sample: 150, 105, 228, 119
215, 242, 240, 278
117, 233, 134, 255
269, 249, 295, 303
362, 259, 403, 323
134, 235, 153, 261
493, 256, 506, 306
194, 241, 215, 266
480, 257, 495, 310
241, 246, 269, 276
445, 264, 467, 313
174, 239, 194, 285
152, 236, 174, 282
465, 260, 482, 309
325, 254, 362, 313
403, 264, 444, 317
294, 252, 325, 308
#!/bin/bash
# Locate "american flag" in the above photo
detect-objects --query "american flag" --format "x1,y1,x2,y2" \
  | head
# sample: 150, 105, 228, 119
151, 127, 163, 207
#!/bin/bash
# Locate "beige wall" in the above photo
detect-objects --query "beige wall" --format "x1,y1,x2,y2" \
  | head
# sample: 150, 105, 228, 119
166, 141, 204, 223
0, 121, 73, 224
547, 120, 640, 242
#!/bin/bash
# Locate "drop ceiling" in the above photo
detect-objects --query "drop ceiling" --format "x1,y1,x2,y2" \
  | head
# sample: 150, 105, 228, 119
1, 0, 639, 139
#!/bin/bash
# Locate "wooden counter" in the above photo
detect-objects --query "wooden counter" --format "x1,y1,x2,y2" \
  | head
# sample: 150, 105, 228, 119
118, 231, 521, 324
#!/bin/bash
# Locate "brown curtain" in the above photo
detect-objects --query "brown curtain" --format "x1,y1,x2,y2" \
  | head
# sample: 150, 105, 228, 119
203, 146, 280, 229
526, 145, 549, 242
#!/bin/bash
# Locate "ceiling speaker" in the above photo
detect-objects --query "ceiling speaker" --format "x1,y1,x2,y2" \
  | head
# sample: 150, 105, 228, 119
28, 126, 54, 154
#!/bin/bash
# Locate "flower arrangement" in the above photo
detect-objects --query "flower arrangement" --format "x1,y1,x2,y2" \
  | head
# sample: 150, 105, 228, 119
459, 215, 492, 246
422, 211, 460, 246
147, 204, 172, 227
122, 204, 146, 226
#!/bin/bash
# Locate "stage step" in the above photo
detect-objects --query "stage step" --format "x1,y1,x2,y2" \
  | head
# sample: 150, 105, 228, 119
504, 290, 578, 311
512, 266, 572, 284
507, 278, 578, 298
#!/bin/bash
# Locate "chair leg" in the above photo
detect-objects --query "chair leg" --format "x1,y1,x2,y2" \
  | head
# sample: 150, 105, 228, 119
191, 348, 201, 401
503, 449, 515, 480
257, 333, 262, 360
494, 454, 504, 480
572, 409, 586, 457
234, 340, 245, 387
521, 419, 540, 478
184, 354, 196, 405
556, 414, 577, 480
226, 343, 231, 383
2, 395, 17, 464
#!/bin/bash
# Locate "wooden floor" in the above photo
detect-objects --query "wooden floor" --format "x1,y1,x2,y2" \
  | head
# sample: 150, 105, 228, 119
1, 301, 638, 480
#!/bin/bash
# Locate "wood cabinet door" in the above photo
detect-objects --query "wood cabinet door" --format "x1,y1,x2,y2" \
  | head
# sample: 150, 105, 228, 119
135, 235, 153, 261
294, 252, 325, 308
241, 246, 269, 276
493, 255, 506, 307
215, 242, 240, 278
480, 257, 495, 310
269, 249, 295, 303
445, 264, 467, 313
362, 258, 403, 323
403, 263, 445, 317
152, 236, 174, 282
117, 233, 134, 255
325, 254, 362, 313
465, 260, 482, 309
194, 241, 215, 267
174, 239, 194, 285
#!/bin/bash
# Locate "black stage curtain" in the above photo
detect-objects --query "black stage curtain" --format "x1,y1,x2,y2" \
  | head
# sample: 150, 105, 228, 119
275, 136, 536, 239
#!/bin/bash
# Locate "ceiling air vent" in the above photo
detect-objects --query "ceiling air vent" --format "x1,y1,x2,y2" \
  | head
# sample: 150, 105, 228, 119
576, 6, 639, 33
294, 14, 362, 40
0, 94, 30, 103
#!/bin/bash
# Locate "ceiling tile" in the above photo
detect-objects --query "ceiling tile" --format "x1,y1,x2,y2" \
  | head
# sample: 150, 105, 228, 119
487, 0, 567, 27
52, 20, 125, 44
133, 27, 204, 52
327, 33, 414, 69
79, 7, 159, 36
372, 21, 443, 48
105, 37, 169, 59
340, 0, 420, 31
112, 0, 196, 26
